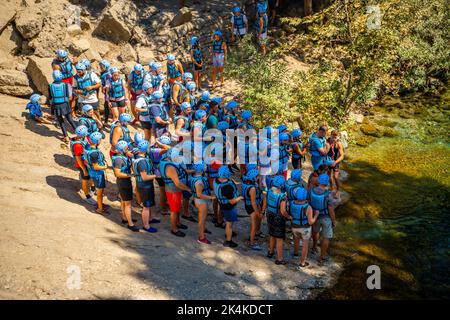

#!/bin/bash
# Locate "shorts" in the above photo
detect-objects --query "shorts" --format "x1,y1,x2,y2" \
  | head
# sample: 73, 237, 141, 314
267, 212, 286, 239
117, 178, 133, 201
222, 208, 238, 222
212, 53, 224, 68
62, 76, 74, 85
311, 156, 324, 171
81, 101, 99, 110
195, 198, 209, 206
292, 226, 312, 240
292, 157, 302, 169
193, 63, 203, 71
155, 177, 165, 187
89, 171, 106, 189
78, 167, 90, 180
54, 102, 71, 117
245, 205, 255, 215
166, 191, 182, 213
331, 163, 340, 172
312, 216, 333, 239
182, 191, 192, 199
110, 100, 126, 108
138, 185, 155, 208
141, 121, 152, 130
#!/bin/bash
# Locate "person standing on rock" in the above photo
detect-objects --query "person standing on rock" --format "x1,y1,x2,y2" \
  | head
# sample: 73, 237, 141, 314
308, 125, 330, 171
99, 60, 112, 126
327, 130, 345, 199
190, 36, 204, 91
48, 70, 76, 143
135, 82, 154, 142
73, 62, 102, 122
230, 6, 248, 43
52, 49, 77, 85
310, 173, 336, 266
166, 54, 184, 86
211, 30, 227, 89
128, 63, 146, 125
254, 4, 269, 55
106, 67, 130, 121
242, 169, 264, 251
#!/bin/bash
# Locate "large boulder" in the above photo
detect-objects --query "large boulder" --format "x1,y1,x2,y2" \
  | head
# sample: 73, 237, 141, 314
26, 56, 54, 96
117, 43, 137, 63
0, 68, 33, 97
68, 38, 90, 56
0, 0, 17, 33
15, 6, 45, 39
170, 7, 192, 27
136, 46, 156, 65
67, 24, 83, 37
0, 25, 23, 56
80, 48, 102, 63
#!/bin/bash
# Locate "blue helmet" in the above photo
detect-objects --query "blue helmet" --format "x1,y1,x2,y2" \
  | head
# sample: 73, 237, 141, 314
109, 66, 119, 74
99, 59, 110, 70
295, 188, 308, 201
75, 62, 86, 71
277, 124, 287, 132
30, 93, 41, 104
181, 102, 191, 112
134, 132, 145, 144
80, 59, 90, 69
134, 63, 143, 72
183, 72, 193, 81
246, 163, 257, 172
152, 91, 164, 100
324, 159, 334, 167
167, 54, 176, 61
75, 125, 88, 138
217, 121, 229, 131
226, 100, 238, 110
242, 110, 252, 120
290, 169, 302, 182
272, 175, 286, 188
291, 129, 302, 139
257, 3, 266, 13
116, 140, 129, 153
195, 109, 207, 120
211, 96, 221, 104
318, 173, 330, 186
201, 91, 211, 101
232, 6, 241, 12
245, 169, 259, 182
138, 140, 150, 153
142, 82, 152, 92
191, 36, 199, 46
193, 162, 205, 173
186, 81, 196, 91
214, 30, 222, 37
218, 165, 231, 179
89, 131, 103, 144
56, 49, 67, 58
280, 132, 290, 141
152, 62, 162, 70
52, 70, 63, 81
119, 113, 132, 123
158, 135, 172, 145
82, 104, 93, 114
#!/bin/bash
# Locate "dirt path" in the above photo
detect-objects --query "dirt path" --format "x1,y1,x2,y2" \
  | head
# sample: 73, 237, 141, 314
0, 93, 341, 300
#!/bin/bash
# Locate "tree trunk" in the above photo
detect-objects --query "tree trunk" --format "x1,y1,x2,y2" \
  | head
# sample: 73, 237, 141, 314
304, 0, 313, 16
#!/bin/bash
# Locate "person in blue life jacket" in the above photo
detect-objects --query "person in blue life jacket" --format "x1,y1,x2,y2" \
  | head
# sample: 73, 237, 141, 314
183, 81, 197, 108
285, 169, 305, 201
51, 49, 77, 85
166, 53, 184, 85
127, 63, 146, 125
25, 94, 55, 125
170, 72, 192, 114
207, 96, 222, 128
174, 102, 192, 143
211, 30, 228, 89
48, 70, 77, 143
254, 4, 269, 54
278, 132, 291, 180
310, 173, 336, 266
308, 125, 330, 171
106, 66, 130, 121
239, 110, 254, 130
190, 36, 204, 91
84, 131, 108, 215
149, 136, 172, 216
73, 61, 102, 121
242, 169, 266, 251
290, 128, 307, 169
149, 90, 172, 140
135, 82, 154, 141
132, 140, 160, 233
99, 60, 112, 125
78, 104, 103, 137
230, 6, 248, 43
191, 162, 216, 245
194, 90, 210, 112
110, 112, 133, 158
213, 166, 243, 248
266, 175, 290, 265
288, 188, 318, 268
224, 100, 240, 130
327, 130, 345, 199
112, 140, 139, 232
191, 109, 208, 155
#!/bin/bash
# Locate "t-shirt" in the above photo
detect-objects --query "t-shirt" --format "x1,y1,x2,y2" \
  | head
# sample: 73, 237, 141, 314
206, 114, 218, 129
73, 72, 100, 104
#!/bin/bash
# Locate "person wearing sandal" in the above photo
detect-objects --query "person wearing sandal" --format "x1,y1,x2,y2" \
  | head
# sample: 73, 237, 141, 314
310, 173, 337, 266
83, 132, 108, 215
242, 169, 264, 251
289, 188, 319, 269
266, 175, 289, 265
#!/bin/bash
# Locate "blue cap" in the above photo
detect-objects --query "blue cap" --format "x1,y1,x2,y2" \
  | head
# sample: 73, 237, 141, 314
80, 59, 90, 69
195, 109, 207, 120
201, 91, 211, 101
138, 140, 150, 153
52, 70, 63, 81
152, 62, 162, 70
134, 132, 145, 144
30, 94, 41, 104
257, 3, 266, 13
217, 121, 229, 131
318, 173, 330, 186
226, 101, 238, 110
82, 104, 93, 114
119, 113, 132, 123
291, 129, 302, 139
295, 188, 308, 201
218, 165, 231, 178
290, 169, 302, 182
272, 175, 286, 188
116, 140, 129, 153
75, 62, 86, 71
242, 110, 252, 120
75, 125, 88, 137
167, 54, 176, 61
245, 169, 259, 181
158, 135, 172, 145
232, 6, 241, 12
89, 131, 102, 144
181, 102, 191, 112
56, 49, 67, 58
214, 30, 222, 37
280, 132, 290, 141
100, 59, 110, 69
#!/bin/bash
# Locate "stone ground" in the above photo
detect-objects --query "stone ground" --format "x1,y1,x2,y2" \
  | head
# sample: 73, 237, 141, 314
0, 93, 343, 299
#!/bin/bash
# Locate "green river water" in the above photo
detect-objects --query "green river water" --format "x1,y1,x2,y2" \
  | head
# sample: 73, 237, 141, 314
317, 89, 450, 299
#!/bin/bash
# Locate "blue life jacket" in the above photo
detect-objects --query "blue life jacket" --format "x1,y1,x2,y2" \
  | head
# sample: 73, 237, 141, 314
132, 157, 154, 185
225, 113, 238, 129
213, 179, 239, 205
174, 115, 190, 131
254, 14, 268, 34
137, 93, 152, 118
171, 81, 187, 102
160, 160, 188, 188
192, 46, 202, 63
100, 71, 111, 87
150, 102, 169, 126
109, 121, 131, 145
309, 188, 330, 217
79, 116, 98, 134
242, 181, 262, 207
187, 94, 197, 108
289, 201, 310, 227
217, 107, 225, 122
69, 138, 88, 160
167, 62, 182, 79
309, 132, 326, 157
109, 77, 125, 98
232, 14, 246, 30
54, 57, 74, 78
49, 81, 69, 104
150, 74, 160, 88
267, 189, 285, 215
213, 40, 224, 54
75, 72, 95, 95
112, 154, 131, 175
291, 141, 303, 159
130, 70, 145, 91
84, 147, 105, 172
279, 144, 290, 171
285, 179, 303, 201
190, 175, 211, 199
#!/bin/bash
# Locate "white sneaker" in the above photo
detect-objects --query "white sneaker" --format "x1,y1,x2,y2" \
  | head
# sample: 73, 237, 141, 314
84, 197, 97, 206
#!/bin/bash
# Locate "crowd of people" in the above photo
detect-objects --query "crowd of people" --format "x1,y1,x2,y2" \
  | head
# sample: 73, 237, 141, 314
24, 2, 345, 268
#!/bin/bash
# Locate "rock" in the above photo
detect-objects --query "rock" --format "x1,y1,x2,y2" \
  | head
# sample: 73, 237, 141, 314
0, 68, 33, 97
170, 7, 192, 27
80, 17, 91, 31
15, 7, 45, 39
0, 25, 23, 55
0, 0, 17, 33
360, 123, 383, 137
117, 43, 137, 63
136, 46, 155, 65
26, 56, 54, 96
68, 38, 90, 56
355, 135, 376, 147
350, 112, 364, 124
375, 119, 397, 128
80, 48, 101, 63
119, 61, 135, 76
66, 24, 83, 37
381, 127, 399, 137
